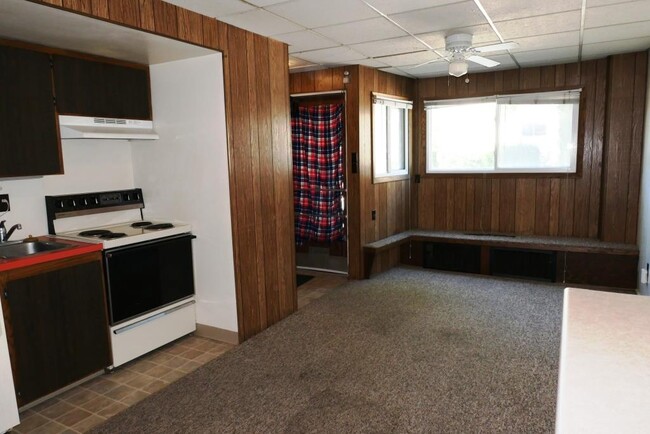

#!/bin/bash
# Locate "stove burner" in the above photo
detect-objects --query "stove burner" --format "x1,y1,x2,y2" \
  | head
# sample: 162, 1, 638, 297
79, 229, 112, 237
131, 221, 153, 228
145, 223, 174, 230
100, 232, 127, 239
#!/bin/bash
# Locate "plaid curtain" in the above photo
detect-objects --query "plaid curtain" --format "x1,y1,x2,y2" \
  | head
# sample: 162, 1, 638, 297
292, 103, 346, 244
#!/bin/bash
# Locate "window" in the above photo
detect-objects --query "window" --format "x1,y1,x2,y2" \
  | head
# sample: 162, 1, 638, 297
425, 89, 581, 174
372, 93, 412, 181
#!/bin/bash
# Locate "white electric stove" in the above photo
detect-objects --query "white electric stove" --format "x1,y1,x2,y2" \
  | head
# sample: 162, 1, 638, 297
57, 219, 193, 249
45, 189, 197, 368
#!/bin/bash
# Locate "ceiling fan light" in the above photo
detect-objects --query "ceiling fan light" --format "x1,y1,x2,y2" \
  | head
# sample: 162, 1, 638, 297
449, 60, 468, 77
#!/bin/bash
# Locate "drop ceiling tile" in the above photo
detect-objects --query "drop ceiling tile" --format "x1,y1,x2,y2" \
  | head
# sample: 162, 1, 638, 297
496, 11, 581, 40
218, 9, 304, 36
390, 1, 485, 35
417, 24, 499, 51
247, 0, 290, 6
365, 0, 465, 15
274, 30, 339, 53
405, 61, 450, 77
266, 0, 378, 28
586, 0, 639, 5
508, 31, 580, 52
166, 0, 255, 17
350, 36, 427, 57
583, 21, 650, 44
355, 58, 391, 68
511, 46, 579, 67
288, 56, 316, 68
479, 0, 581, 22
378, 51, 443, 67
581, 37, 650, 60
377, 67, 416, 78
297, 46, 367, 64
585, 0, 650, 28
315, 17, 407, 45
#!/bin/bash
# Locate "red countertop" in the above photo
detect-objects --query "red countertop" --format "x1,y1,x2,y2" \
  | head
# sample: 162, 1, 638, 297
0, 236, 102, 272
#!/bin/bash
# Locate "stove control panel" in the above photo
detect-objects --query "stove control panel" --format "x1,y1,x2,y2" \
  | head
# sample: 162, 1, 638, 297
45, 189, 144, 234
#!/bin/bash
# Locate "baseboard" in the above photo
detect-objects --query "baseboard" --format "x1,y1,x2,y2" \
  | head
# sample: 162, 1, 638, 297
195, 323, 239, 345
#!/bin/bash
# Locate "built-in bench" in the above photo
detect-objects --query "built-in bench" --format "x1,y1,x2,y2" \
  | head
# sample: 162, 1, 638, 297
363, 230, 639, 291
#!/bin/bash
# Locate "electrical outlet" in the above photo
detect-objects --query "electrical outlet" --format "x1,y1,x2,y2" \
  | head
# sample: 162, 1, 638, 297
371, 210, 376, 221
0, 194, 9, 212
641, 266, 648, 285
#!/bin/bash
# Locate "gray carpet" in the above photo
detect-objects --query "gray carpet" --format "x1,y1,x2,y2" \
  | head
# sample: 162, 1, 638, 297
93, 267, 564, 433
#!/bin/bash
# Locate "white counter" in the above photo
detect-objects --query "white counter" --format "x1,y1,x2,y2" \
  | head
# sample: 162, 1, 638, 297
556, 288, 650, 433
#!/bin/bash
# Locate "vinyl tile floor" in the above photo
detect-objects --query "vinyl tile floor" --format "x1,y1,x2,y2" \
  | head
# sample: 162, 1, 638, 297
12, 276, 346, 433
11, 336, 234, 433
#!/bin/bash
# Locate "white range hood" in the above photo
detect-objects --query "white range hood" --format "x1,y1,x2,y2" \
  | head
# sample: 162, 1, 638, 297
59, 115, 159, 140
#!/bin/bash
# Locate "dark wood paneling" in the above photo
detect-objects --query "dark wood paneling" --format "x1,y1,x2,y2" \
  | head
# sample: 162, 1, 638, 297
62, 0, 91, 13
90, 0, 109, 18
152, 0, 178, 38
415, 54, 645, 244
601, 52, 648, 243
138, 0, 155, 31
177, 8, 203, 44
108, 0, 140, 27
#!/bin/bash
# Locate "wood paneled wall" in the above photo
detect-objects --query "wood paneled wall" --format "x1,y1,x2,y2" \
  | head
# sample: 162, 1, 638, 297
290, 67, 415, 278
415, 52, 647, 244
34, 0, 296, 341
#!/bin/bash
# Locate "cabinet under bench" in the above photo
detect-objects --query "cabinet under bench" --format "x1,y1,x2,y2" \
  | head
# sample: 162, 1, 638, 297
364, 230, 638, 291
0, 251, 111, 407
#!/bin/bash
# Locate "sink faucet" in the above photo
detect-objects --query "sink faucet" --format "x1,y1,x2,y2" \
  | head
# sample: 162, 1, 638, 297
0, 220, 22, 243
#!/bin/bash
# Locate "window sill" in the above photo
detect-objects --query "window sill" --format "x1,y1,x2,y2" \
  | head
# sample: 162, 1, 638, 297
372, 174, 410, 184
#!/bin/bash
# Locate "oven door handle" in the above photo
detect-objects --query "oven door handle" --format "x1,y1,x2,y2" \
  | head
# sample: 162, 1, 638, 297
113, 300, 195, 335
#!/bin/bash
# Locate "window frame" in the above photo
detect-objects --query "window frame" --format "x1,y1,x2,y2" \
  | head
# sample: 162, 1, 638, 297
371, 92, 413, 184
423, 87, 584, 177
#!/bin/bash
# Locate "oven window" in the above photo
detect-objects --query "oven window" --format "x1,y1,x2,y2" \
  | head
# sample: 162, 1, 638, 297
105, 235, 195, 325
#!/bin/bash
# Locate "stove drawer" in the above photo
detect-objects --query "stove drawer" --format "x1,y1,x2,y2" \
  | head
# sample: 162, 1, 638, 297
110, 299, 196, 367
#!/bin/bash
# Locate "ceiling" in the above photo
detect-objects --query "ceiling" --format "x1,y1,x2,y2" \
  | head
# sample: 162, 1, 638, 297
0, 0, 215, 65
166, 0, 650, 78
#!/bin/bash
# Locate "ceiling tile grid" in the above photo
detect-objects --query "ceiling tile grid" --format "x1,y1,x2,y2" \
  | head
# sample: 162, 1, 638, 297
168, 0, 650, 78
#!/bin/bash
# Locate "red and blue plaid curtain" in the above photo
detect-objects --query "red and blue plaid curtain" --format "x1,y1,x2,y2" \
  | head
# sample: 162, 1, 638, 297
292, 103, 346, 245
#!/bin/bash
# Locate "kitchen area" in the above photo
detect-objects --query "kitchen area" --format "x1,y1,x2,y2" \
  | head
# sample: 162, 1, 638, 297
0, 0, 238, 430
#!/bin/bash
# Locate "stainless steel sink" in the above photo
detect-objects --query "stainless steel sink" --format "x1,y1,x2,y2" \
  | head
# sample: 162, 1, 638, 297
0, 241, 71, 259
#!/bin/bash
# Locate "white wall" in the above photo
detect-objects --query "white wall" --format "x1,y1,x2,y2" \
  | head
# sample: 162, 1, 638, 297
131, 54, 238, 332
638, 54, 650, 296
0, 140, 135, 236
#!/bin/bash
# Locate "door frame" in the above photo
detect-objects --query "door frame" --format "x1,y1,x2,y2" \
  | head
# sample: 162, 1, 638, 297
290, 90, 349, 275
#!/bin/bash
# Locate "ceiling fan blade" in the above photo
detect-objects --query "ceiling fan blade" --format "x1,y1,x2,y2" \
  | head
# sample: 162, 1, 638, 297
467, 55, 500, 68
474, 41, 518, 53
406, 57, 448, 69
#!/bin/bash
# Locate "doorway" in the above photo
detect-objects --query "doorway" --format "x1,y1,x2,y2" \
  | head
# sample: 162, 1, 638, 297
291, 91, 348, 275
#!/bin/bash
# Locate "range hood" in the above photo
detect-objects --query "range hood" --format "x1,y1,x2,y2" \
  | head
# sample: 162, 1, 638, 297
59, 115, 159, 140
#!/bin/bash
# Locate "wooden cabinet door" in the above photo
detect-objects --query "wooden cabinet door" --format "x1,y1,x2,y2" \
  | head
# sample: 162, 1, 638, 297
53, 55, 151, 120
0, 45, 62, 177
1, 258, 111, 406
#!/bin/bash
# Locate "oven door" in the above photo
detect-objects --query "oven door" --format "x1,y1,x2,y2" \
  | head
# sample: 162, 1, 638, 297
104, 234, 195, 325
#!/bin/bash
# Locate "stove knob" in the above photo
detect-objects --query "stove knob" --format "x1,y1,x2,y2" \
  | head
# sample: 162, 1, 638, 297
56, 200, 64, 209
82, 198, 89, 206
94, 197, 100, 205
72, 199, 76, 207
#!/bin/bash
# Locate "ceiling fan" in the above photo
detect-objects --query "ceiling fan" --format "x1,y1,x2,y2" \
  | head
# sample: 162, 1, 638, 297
414, 33, 518, 77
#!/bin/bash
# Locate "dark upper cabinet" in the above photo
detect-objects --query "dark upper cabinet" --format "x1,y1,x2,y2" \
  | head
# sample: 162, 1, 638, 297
53, 55, 152, 120
0, 45, 62, 177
